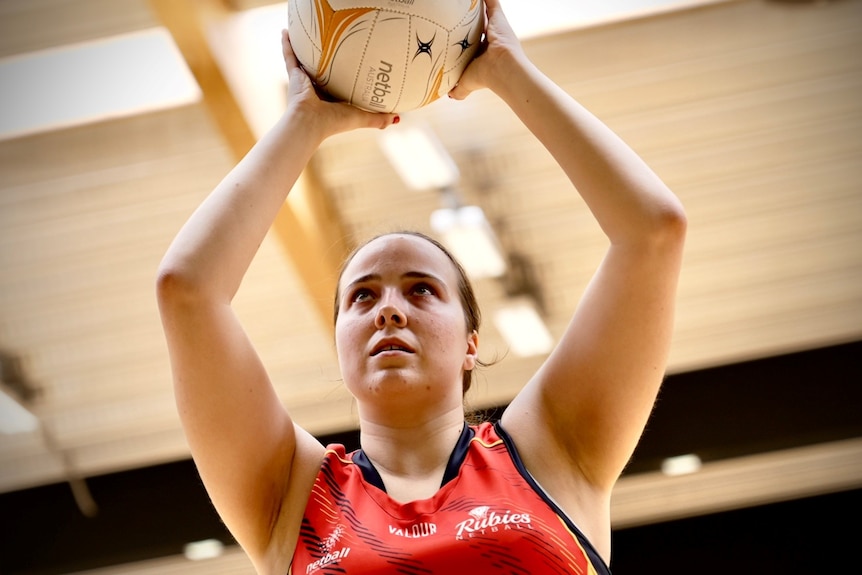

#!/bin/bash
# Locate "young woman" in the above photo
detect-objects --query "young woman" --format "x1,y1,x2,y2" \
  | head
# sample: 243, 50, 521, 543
156, 1, 687, 573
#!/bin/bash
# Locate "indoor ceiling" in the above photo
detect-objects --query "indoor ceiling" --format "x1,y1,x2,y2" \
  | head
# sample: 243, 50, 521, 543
0, 0, 861, 573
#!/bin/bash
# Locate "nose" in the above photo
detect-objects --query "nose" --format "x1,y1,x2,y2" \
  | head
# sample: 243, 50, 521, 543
375, 297, 407, 329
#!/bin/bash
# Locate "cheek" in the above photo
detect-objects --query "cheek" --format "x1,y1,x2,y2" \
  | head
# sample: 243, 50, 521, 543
424, 314, 468, 353
334, 319, 359, 361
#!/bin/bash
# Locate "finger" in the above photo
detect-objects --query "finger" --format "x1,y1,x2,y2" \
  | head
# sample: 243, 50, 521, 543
448, 82, 471, 101
483, 0, 503, 20
282, 29, 300, 71
364, 110, 401, 130
337, 103, 400, 130
379, 115, 401, 129
483, 0, 516, 39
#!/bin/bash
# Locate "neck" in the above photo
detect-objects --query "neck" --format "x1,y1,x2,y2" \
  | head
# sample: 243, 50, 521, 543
358, 405, 465, 481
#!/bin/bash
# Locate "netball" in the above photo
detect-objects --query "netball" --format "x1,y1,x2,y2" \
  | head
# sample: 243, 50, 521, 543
287, 0, 485, 113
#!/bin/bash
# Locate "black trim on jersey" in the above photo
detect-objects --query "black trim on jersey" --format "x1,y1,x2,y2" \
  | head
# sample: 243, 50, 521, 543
441, 423, 475, 486
352, 449, 386, 491
493, 421, 613, 575
353, 423, 475, 492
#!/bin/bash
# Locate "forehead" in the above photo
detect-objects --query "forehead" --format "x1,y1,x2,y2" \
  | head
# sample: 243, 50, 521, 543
340, 234, 458, 285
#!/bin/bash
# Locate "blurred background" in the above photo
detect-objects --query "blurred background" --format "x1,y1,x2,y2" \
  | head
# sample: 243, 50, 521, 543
1, 0, 860, 573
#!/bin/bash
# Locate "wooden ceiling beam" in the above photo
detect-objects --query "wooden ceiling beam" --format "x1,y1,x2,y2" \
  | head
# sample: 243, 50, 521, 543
612, 438, 862, 529
147, 0, 346, 334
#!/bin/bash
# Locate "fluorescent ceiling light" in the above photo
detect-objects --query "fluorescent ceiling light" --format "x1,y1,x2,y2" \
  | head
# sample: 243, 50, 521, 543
0, 388, 39, 435
183, 539, 225, 561
378, 124, 459, 191
661, 453, 703, 476
207, 3, 288, 139
493, 297, 554, 358
430, 206, 506, 279
0, 28, 200, 140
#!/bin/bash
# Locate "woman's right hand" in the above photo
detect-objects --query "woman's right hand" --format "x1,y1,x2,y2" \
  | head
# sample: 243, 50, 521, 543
282, 30, 399, 136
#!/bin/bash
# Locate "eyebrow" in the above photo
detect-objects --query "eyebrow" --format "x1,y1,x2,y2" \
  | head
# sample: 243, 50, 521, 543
344, 271, 445, 291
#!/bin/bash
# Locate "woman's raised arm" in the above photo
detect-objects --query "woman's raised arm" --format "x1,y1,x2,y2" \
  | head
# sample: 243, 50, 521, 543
155, 31, 398, 567
454, 0, 687, 535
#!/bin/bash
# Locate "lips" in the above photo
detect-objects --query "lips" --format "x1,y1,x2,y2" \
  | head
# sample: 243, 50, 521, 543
371, 339, 415, 356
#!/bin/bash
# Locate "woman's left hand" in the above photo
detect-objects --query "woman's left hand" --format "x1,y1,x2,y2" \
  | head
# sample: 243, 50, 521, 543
282, 29, 399, 135
449, 0, 525, 101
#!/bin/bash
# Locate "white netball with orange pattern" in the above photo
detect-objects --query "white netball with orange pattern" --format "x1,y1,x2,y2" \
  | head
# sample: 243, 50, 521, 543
288, 0, 485, 113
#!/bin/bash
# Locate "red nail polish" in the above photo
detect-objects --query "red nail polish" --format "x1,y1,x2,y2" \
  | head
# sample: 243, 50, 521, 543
393, 115, 401, 125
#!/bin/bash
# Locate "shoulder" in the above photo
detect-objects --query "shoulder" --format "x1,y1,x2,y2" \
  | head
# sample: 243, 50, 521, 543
262, 426, 327, 573
498, 410, 613, 559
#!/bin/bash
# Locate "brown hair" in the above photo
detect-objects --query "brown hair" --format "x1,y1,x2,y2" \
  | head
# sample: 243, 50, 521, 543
333, 231, 483, 395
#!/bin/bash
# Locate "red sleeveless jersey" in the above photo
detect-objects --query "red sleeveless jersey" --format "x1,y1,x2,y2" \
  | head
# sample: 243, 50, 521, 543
289, 422, 611, 574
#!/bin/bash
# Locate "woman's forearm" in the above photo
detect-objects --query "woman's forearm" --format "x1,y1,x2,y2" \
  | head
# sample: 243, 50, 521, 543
157, 108, 326, 302
490, 54, 686, 245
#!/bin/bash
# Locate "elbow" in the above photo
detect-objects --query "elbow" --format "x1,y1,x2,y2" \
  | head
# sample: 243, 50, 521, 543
642, 191, 687, 249
657, 197, 688, 244
155, 261, 201, 309
156, 257, 232, 312
608, 183, 688, 249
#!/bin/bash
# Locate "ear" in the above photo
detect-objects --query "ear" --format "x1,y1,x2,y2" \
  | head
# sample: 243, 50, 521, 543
463, 330, 479, 371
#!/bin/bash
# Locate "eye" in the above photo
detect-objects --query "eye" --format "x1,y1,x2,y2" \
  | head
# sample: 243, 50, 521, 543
350, 287, 375, 303
410, 282, 437, 297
